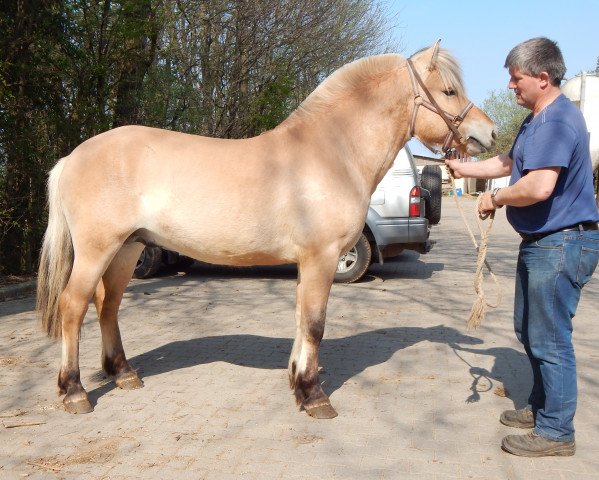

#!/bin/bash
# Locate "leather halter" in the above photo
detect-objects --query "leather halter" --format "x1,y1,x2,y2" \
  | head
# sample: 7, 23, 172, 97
406, 58, 473, 153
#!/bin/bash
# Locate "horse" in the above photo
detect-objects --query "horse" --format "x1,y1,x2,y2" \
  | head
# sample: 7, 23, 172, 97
37, 41, 496, 419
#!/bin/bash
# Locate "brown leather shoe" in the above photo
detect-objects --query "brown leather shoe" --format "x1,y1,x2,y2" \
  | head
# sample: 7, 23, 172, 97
500, 407, 534, 428
502, 432, 575, 457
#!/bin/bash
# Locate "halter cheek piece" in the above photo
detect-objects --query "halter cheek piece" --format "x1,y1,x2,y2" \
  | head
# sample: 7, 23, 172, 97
406, 58, 473, 153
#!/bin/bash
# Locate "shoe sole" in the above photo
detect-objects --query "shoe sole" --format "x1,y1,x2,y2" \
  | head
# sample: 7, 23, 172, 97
501, 440, 575, 457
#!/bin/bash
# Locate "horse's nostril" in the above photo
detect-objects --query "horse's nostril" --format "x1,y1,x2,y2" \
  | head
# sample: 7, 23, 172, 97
492, 129, 498, 140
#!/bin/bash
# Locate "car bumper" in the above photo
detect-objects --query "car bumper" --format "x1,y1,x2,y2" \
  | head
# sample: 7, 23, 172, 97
373, 217, 430, 245
366, 209, 432, 258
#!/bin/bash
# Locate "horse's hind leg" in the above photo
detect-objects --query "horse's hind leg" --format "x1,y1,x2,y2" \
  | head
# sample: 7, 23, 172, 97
59, 245, 121, 414
94, 243, 145, 390
289, 254, 338, 419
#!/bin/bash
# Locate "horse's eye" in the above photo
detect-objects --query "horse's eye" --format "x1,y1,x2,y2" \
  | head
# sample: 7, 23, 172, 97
443, 89, 456, 97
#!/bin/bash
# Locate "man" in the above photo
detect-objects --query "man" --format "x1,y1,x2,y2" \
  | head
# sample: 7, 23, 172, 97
446, 37, 599, 457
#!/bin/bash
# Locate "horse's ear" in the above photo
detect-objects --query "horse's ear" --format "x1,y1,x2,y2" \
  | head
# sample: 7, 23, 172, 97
428, 39, 442, 71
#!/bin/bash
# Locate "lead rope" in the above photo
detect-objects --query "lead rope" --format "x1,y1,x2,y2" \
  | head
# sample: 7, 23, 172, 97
445, 153, 502, 330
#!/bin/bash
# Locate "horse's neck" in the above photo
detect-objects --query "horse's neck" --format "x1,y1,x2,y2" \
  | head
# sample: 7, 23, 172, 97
281, 77, 413, 194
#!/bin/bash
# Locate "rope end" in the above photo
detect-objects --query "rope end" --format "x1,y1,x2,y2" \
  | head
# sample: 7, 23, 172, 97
467, 297, 486, 330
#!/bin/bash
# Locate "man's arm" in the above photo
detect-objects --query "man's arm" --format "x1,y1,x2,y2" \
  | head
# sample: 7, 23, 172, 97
445, 153, 513, 180
486, 167, 560, 211
445, 153, 560, 215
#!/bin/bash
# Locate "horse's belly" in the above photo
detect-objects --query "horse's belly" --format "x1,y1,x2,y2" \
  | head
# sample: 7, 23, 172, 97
142, 221, 297, 267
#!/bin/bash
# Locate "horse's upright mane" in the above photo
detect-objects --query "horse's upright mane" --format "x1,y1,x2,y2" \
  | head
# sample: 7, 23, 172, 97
280, 48, 465, 127
282, 53, 406, 124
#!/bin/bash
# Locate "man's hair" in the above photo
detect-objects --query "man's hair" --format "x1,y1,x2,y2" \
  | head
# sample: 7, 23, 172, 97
504, 37, 566, 86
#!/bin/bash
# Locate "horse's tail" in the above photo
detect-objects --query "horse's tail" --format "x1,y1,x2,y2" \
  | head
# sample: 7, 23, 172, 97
37, 158, 73, 338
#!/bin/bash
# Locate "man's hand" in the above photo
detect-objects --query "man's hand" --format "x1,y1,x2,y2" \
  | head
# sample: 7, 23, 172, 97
478, 190, 496, 216
444, 158, 463, 179
444, 150, 472, 179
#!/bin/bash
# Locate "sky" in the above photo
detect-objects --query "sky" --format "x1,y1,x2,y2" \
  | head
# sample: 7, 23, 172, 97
387, 0, 599, 156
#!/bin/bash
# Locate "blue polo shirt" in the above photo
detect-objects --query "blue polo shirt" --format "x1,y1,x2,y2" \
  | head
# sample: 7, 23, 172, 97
507, 94, 599, 234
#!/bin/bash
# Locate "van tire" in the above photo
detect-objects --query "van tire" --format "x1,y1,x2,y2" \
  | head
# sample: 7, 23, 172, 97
421, 165, 442, 225
334, 233, 372, 283
134, 246, 163, 279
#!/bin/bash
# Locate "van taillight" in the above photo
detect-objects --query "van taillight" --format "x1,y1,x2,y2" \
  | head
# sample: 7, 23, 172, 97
409, 186, 421, 217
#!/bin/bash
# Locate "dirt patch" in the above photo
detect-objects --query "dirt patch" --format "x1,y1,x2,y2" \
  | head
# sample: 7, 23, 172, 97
0, 356, 21, 367
29, 436, 139, 473
494, 385, 508, 397
293, 434, 323, 445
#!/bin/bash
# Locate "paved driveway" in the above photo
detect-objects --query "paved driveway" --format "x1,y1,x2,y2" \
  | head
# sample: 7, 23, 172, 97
1, 198, 598, 479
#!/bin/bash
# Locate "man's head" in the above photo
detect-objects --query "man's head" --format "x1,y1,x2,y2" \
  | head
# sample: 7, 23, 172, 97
504, 37, 566, 87
504, 38, 565, 111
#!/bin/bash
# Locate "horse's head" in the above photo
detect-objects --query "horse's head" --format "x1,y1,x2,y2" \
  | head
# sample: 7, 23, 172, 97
407, 41, 496, 156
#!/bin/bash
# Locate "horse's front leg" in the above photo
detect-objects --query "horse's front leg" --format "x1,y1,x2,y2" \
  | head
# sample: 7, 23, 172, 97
289, 255, 337, 419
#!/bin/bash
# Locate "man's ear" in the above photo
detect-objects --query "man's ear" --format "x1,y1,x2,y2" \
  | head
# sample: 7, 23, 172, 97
538, 71, 551, 87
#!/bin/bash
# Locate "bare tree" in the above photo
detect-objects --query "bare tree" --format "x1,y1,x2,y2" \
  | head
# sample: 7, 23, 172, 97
143, 0, 398, 138
0, 0, 399, 275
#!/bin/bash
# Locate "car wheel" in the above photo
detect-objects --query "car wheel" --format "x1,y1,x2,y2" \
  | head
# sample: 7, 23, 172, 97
133, 246, 163, 279
334, 233, 372, 283
421, 165, 442, 225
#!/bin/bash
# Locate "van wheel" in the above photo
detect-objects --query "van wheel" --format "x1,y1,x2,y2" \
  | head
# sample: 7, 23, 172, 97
421, 165, 442, 225
334, 233, 372, 283
133, 246, 163, 279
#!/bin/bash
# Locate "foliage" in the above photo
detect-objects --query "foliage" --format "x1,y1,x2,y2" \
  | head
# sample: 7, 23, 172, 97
0, 0, 398, 275
477, 89, 528, 160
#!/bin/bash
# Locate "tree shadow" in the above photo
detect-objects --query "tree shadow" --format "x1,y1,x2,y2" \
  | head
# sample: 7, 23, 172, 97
86, 325, 527, 408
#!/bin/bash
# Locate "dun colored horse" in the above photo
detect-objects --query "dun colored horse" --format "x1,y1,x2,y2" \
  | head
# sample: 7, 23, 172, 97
37, 42, 496, 418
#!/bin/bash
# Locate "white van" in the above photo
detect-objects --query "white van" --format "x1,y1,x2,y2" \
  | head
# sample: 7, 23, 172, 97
335, 145, 441, 282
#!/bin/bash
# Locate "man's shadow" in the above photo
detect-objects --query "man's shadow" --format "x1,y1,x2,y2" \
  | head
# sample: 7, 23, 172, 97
87, 325, 529, 408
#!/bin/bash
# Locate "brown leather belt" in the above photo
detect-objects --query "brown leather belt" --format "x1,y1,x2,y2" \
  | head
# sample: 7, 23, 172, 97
519, 223, 599, 242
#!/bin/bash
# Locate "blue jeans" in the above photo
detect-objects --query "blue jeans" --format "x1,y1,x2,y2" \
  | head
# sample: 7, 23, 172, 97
514, 229, 599, 442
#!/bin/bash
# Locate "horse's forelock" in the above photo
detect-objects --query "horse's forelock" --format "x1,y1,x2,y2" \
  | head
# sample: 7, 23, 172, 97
435, 49, 466, 98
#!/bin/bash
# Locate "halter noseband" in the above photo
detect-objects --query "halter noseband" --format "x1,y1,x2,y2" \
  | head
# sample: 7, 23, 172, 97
406, 58, 473, 153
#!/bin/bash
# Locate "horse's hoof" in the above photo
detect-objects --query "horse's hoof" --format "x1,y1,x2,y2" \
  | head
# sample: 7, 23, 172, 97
63, 396, 93, 414
115, 371, 144, 390
303, 401, 338, 419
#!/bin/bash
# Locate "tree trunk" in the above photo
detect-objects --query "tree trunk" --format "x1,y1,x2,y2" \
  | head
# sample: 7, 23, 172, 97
113, 0, 158, 127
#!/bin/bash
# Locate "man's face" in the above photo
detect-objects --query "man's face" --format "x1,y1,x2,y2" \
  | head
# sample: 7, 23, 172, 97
508, 67, 544, 110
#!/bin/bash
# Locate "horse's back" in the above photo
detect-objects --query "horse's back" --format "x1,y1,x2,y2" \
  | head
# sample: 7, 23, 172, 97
56, 126, 304, 264
55, 124, 368, 266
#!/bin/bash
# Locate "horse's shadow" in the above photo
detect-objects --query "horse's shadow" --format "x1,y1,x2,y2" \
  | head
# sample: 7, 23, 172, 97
87, 325, 530, 408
